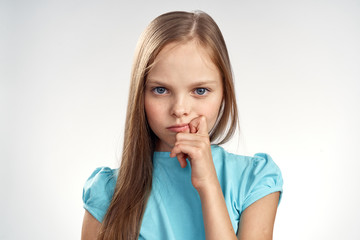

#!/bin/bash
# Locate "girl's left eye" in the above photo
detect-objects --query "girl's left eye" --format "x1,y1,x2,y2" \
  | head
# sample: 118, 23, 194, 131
194, 88, 209, 95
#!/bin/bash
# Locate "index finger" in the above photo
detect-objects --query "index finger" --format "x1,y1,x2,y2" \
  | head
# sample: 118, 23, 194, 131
189, 116, 208, 135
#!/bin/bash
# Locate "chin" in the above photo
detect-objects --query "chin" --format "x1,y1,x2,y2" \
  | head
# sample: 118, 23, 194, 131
155, 139, 175, 152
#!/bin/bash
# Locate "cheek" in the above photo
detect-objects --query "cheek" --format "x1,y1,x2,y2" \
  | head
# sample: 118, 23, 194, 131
206, 106, 221, 126
198, 98, 223, 129
145, 99, 166, 126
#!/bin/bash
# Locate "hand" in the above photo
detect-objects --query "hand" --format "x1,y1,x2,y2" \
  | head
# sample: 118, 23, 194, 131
170, 116, 218, 190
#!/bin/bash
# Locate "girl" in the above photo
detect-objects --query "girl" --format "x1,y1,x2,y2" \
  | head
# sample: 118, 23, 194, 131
81, 10, 283, 240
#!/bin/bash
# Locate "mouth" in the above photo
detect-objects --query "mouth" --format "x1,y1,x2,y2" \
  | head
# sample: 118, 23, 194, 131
167, 123, 189, 133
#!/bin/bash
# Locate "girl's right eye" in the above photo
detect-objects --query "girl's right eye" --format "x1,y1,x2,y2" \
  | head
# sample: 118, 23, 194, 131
152, 87, 168, 95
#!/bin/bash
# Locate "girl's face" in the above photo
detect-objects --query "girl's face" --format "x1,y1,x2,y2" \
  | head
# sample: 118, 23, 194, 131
145, 40, 223, 152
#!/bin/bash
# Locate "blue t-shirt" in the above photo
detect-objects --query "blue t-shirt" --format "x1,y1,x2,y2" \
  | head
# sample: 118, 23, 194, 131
83, 145, 283, 239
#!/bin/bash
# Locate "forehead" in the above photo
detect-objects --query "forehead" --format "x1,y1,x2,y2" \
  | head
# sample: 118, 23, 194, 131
147, 40, 221, 83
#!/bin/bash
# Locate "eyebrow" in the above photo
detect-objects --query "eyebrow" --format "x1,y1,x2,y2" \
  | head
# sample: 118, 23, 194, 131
146, 79, 219, 87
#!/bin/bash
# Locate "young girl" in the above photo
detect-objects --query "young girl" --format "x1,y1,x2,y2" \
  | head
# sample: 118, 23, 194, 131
81, 10, 283, 240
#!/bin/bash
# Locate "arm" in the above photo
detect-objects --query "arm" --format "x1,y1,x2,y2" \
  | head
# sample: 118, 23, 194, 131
171, 116, 281, 239
198, 189, 280, 240
171, 116, 237, 240
237, 192, 280, 240
81, 210, 101, 240
197, 178, 237, 240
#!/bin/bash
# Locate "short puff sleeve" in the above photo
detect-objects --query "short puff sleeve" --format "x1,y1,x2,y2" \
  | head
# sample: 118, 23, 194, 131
82, 167, 117, 222
241, 153, 283, 212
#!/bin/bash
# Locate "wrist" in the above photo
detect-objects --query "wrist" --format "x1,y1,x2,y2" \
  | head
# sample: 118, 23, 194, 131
195, 176, 221, 196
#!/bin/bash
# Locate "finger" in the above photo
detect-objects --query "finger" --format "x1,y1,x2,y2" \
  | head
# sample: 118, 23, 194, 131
182, 124, 190, 133
174, 124, 190, 143
170, 143, 187, 158
170, 145, 187, 158
189, 116, 208, 135
170, 149, 188, 168
175, 132, 209, 142
177, 152, 188, 168
171, 142, 205, 162
173, 139, 207, 149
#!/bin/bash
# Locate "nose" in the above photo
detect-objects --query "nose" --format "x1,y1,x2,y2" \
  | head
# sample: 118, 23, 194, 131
170, 96, 190, 118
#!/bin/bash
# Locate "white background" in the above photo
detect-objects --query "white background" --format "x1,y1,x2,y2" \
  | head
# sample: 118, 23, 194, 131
1, 0, 359, 239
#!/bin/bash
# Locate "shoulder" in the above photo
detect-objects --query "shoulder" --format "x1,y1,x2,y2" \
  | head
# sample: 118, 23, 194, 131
82, 167, 118, 222
211, 145, 282, 175
211, 145, 283, 212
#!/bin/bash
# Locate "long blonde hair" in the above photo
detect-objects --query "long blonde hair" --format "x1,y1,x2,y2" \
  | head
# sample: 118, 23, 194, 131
98, 10, 238, 239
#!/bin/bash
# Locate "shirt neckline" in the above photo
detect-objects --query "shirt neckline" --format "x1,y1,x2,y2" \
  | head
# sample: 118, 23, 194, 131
153, 145, 219, 159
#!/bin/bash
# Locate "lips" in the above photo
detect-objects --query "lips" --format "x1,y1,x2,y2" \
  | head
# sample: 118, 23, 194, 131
167, 123, 189, 133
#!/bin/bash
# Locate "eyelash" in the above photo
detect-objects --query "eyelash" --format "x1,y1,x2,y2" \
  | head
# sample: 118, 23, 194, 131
151, 87, 210, 96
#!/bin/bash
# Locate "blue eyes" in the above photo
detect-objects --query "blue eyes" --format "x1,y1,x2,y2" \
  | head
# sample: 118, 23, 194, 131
152, 87, 209, 96
195, 88, 207, 95
153, 87, 167, 94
